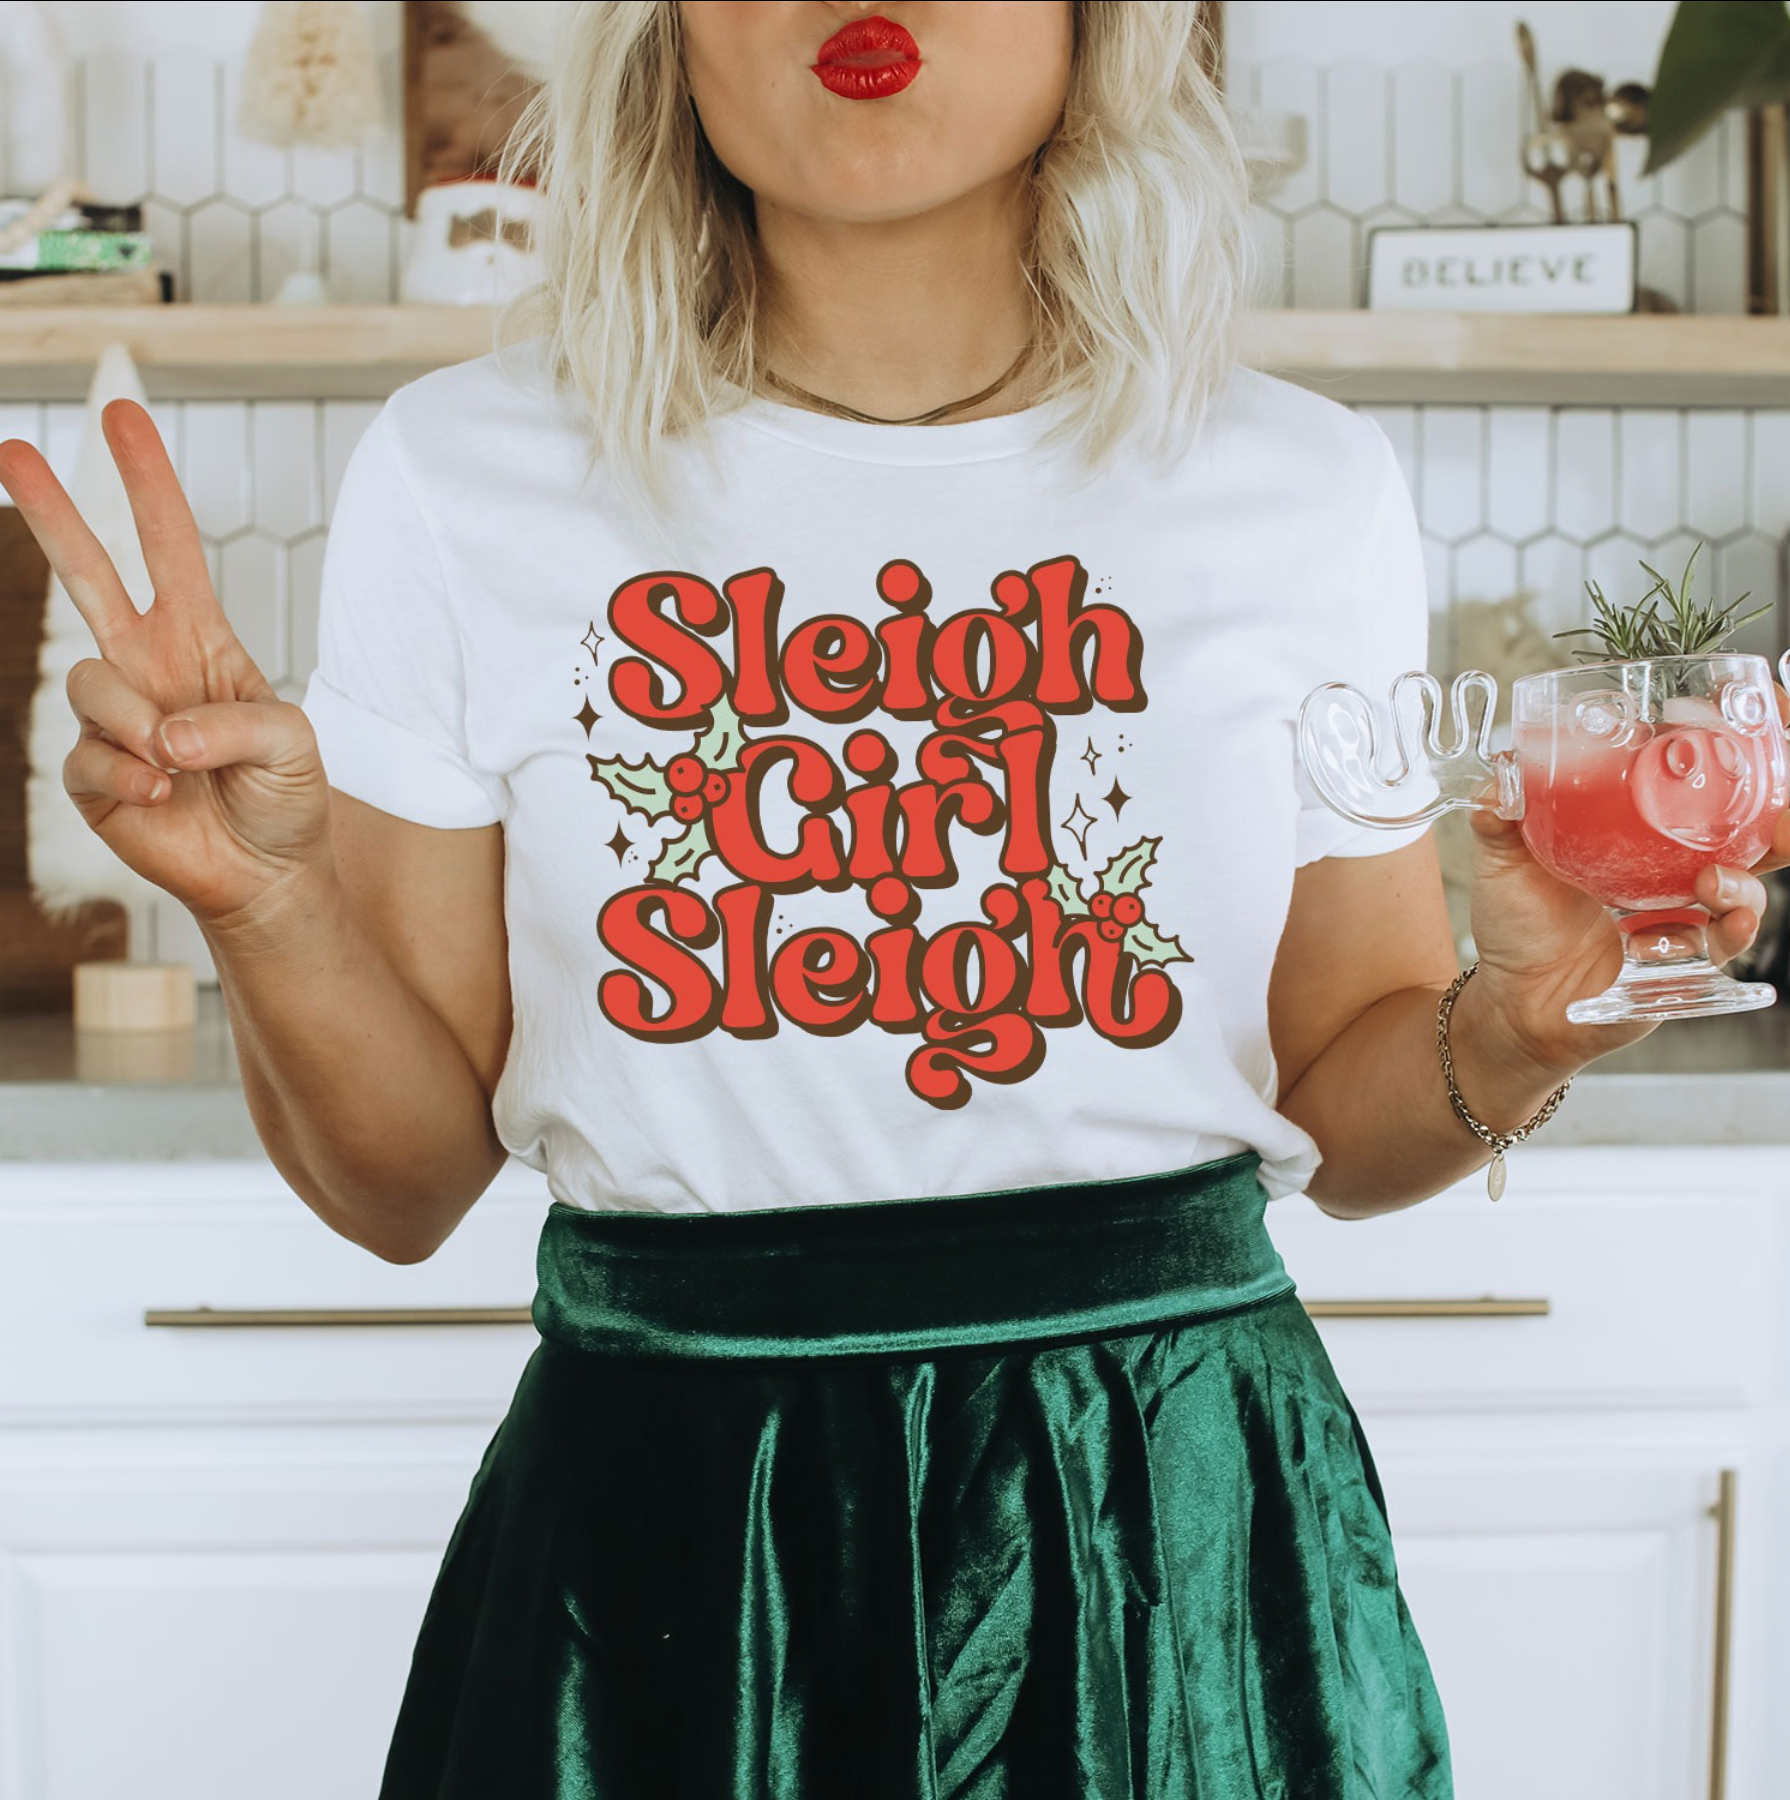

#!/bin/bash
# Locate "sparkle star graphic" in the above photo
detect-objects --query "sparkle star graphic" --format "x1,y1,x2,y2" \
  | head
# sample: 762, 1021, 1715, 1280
1104, 778, 1131, 819
605, 824, 632, 863
1059, 794, 1097, 857
1080, 737, 1101, 776
582, 622, 605, 665
575, 696, 600, 738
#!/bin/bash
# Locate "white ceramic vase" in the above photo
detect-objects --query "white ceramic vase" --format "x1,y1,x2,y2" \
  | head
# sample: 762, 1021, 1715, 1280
400, 179, 545, 306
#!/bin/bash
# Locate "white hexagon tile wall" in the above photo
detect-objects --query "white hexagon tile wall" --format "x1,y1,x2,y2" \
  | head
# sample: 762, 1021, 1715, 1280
5, 36, 1786, 971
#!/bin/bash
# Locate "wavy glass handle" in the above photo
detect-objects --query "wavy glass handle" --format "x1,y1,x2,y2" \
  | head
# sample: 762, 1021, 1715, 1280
1297, 669, 1523, 830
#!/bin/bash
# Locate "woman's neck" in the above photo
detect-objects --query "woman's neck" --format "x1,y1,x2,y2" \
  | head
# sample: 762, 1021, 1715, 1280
751, 169, 1045, 423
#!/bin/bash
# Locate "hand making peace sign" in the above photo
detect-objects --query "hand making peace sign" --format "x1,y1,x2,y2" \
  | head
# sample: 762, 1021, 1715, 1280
0, 398, 333, 930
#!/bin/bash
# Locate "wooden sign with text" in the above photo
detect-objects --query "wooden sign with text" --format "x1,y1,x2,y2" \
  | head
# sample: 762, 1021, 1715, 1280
1365, 223, 1639, 314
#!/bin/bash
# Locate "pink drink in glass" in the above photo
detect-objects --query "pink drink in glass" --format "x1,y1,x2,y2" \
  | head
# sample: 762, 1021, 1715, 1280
1295, 651, 1790, 1023
1518, 704, 1780, 909
1509, 656, 1788, 1022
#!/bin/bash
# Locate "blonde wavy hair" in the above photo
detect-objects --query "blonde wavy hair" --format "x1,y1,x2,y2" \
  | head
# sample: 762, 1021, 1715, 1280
492, 1, 1249, 535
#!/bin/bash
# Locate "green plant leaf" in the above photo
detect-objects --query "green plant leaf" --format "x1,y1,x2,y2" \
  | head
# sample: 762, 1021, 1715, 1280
648, 817, 714, 885
691, 689, 749, 770
1733, 18, 1790, 103
587, 752, 678, 822
1644, 0, 1790, 175
1552, 542, 1770, 660
1092, 836, 1161, 900
1126, 918, 1193, 970
1044, 861, 1086, 916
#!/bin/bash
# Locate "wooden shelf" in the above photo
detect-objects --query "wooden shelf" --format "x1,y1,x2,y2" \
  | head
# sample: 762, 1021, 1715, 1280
1242, 310, 1790, 407
4, 304, 1790, 406
0, 305, 508, 401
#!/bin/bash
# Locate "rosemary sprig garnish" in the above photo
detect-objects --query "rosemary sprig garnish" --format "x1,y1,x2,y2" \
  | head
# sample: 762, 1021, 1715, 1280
1553, 543, 1770, 662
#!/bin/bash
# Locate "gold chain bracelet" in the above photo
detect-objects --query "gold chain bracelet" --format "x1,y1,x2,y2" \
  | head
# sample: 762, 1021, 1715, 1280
1436, 964, 1573, 1200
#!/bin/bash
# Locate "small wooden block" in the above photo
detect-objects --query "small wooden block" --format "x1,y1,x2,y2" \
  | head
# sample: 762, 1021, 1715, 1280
73, 960, 196, 1032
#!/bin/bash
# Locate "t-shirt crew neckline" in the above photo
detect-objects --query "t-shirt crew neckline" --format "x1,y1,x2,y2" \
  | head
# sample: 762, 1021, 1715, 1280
716, 374, 1072, 466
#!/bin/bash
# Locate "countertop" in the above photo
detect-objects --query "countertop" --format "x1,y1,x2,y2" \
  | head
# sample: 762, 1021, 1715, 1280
3, 984, 1790, 1160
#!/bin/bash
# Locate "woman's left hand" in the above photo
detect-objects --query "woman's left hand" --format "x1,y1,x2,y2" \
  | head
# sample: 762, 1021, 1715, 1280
1464, 808, 1773, 1084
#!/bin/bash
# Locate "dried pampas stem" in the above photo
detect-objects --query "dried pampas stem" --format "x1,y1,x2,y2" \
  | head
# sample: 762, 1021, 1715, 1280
237, 0, 384, 150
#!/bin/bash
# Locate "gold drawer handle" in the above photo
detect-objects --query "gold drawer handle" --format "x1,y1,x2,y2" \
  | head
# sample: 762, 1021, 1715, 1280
1302, 1297, 1551, 1318
1709, 1467, 1737, 1800
143, 1305, 535, 1328
146, 1298, 1547, 1327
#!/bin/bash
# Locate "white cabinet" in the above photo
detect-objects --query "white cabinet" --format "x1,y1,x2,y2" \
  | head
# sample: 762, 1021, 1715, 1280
1384, 1456, 1735, 1800
0, 1158, 553, 1800
0, 1147, 1783, 1800
1, 1427, 493, 1800
1264, 1145, 1790, 1800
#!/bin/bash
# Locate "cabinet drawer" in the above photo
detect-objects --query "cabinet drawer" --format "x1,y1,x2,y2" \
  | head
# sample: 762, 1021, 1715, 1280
1264, 1148, 1782, 1413
0, 1160, 552, 1424
6, 1147, 1782, 1423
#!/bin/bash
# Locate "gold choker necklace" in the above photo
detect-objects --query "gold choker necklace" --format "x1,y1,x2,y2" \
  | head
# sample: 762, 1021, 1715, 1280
755, 340, 1036, 426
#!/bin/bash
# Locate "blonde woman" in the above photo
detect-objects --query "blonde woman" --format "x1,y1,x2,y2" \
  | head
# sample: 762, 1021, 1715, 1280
3, 3, 1776, 1795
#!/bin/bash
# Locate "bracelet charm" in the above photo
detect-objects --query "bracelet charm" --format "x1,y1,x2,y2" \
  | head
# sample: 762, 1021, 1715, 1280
1436, 964, 1574, 1200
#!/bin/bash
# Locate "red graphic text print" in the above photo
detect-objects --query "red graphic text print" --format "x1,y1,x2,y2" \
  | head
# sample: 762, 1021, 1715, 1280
580, 554, 1192, 1108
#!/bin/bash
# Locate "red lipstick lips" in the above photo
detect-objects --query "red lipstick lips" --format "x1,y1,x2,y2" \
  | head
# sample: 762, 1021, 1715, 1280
812, 15, 922, 100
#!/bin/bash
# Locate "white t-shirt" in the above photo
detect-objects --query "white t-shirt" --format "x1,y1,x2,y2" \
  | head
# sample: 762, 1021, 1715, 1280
301, 339, 1432, 1214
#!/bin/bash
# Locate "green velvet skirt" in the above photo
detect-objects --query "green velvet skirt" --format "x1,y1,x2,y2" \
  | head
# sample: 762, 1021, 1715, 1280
377, 1152, 1454, 1799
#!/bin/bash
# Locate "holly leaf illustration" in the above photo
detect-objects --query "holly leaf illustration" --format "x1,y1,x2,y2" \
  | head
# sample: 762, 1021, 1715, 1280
692, 689, 749, 770
1126, 918, 1193, 969
1044, 860, 1086, 916
1092, 835, 1161, 899
587, 752, 678, 823
648, 817, 714, 885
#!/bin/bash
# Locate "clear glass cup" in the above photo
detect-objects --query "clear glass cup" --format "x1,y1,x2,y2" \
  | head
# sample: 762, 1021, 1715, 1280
1298, 651, 1790, 1025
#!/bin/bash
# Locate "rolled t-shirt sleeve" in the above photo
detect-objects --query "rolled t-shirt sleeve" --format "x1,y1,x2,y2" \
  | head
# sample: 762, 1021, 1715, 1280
1292, 415, 1439, 866
301, 406, 507, 829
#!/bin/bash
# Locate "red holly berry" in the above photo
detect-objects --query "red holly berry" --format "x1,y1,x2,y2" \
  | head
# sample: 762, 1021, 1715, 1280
1090, 890, 1114, 918
668, 754, 705, 795
671, 793, 705, 823
1113, 893, 1144, 926
868, 875, 913, 919
702, 769, 729, 805
1098, 918, 1125, 942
